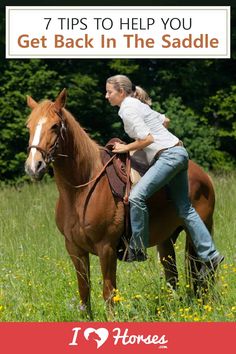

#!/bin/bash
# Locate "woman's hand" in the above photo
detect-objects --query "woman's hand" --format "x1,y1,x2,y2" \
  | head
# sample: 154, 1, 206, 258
112, 134, 154, 154
112, 142, 128, 153
163, 117, 170, 128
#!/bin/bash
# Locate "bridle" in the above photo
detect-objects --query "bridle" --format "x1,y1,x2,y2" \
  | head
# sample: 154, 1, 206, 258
27, 110, 128, 194
27, 110, 67, 164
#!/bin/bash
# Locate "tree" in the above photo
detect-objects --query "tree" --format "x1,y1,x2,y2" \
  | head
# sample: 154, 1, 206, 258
0, 57, 235, 183
204, 85, 236, 171
0, 60, 63, 181
152, 95, 219, 170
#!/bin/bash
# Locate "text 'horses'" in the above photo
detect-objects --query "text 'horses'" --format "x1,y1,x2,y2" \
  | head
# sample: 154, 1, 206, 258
25, 89, 215, 314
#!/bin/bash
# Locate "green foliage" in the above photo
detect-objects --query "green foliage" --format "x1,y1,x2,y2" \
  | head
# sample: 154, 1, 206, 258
108, 59, 139, 75
65, 73, 104, 140
0, 57, 235, 182
0, 60, 65, 181
204, 85, 236, 151
152, 96, 219, 170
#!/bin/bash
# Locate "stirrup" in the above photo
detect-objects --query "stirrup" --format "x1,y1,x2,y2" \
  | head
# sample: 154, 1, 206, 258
126, 247, 147, 262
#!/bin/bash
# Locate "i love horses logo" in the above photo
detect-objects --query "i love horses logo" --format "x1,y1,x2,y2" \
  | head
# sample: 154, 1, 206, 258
69, 326, 168, 349
84, 328, 109, 349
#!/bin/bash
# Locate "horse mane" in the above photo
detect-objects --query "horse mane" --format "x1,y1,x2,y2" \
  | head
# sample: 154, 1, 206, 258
61, 106, 101, 161
61, 107, 102, 183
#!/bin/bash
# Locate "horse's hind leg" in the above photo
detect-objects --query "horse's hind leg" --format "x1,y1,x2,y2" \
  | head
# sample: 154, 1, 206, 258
186, 215, 214, 294
185, 232, 199, 292
157, 227, 181, 290
65, 240, 92, 317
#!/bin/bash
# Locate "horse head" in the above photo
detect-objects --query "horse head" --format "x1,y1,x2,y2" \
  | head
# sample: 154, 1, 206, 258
25, 89, 67, 180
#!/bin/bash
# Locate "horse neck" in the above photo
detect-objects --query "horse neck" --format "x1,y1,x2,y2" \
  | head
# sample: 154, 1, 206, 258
53, 110, 102, 188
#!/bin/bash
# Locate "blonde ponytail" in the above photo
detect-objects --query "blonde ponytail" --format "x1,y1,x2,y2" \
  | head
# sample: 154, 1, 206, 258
106, 75, 152, 105
133, 86, 152, 106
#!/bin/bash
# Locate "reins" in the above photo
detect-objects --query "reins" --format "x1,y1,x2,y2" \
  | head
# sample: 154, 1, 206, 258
71, 153, 116, 189
72, 151, 131, 198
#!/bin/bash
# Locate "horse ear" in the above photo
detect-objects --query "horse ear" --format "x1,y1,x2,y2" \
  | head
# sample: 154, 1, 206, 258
54, 88, 67, 111
27, 95, 38, 109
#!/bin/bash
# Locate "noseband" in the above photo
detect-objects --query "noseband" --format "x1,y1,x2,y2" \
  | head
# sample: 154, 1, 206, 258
27, 110, 67, 164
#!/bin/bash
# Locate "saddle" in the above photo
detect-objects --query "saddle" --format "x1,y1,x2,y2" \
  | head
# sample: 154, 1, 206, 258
101, 138, 149, 260
101, 138, 130, 201
101, 138, 149, 199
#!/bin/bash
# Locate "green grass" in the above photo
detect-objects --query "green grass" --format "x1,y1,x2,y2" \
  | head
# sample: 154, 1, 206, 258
0, 175, 236, 322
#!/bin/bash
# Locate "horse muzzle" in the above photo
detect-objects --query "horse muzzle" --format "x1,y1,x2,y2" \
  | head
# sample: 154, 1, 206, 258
25, 157, 48, 181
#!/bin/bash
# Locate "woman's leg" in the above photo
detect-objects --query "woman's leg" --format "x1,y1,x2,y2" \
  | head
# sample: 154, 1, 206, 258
167, 168, 219, 262
129, 147, 188, 252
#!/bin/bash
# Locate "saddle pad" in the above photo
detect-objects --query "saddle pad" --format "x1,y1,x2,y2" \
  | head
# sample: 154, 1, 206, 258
130, 150, 149, 186
130, 168, 141, 186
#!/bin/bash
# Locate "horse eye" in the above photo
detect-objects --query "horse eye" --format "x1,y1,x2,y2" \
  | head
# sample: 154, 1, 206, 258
51, 123, 60, 131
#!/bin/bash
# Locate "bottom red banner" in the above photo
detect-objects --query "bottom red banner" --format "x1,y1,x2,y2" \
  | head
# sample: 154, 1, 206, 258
0, 322, 235, 353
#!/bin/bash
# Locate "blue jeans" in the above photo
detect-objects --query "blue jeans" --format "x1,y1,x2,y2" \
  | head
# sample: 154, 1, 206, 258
129, 146, 219, 262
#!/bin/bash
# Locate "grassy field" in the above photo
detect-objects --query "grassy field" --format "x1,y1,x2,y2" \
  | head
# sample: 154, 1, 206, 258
0, 174, 236, 322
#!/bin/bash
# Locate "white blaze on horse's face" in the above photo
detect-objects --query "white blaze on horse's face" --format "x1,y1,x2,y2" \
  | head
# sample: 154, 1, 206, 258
29, 116, 47, 172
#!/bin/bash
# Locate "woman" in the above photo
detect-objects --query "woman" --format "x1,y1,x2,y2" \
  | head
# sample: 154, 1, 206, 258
105, 74, 223, 277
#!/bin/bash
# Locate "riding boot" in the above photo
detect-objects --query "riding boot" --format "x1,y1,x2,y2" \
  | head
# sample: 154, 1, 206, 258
199, 254, 224, 281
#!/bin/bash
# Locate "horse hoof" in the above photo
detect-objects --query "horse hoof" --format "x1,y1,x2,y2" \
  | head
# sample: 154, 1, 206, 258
79, 303, 87, 311
166, 282, 179, 299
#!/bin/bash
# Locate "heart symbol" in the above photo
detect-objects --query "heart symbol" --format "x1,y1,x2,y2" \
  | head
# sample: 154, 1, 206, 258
84, 328, 109, 349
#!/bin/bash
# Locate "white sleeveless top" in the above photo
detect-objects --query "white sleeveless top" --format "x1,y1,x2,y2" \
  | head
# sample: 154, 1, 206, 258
118, 96, 179, 164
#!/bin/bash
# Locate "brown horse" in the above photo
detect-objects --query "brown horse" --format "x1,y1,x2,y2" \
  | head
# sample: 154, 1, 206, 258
25, 89, 215, 313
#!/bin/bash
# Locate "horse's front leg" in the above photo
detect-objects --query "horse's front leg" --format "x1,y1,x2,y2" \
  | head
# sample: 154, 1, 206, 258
65, 240, 92, 318
98, 244, 117, 307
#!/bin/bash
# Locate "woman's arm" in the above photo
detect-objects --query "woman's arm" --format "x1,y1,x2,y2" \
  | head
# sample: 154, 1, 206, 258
112, 134, 154, 153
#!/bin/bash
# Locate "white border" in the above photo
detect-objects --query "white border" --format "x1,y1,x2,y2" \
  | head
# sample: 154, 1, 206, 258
6, 6, 231, 59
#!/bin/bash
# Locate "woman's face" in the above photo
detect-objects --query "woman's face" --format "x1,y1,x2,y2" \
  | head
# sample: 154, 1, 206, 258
105, 83, 125, 107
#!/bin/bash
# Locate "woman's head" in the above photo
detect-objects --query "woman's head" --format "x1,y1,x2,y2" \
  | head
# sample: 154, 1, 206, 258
106, 75, 133, 106
105, 74, 151, 106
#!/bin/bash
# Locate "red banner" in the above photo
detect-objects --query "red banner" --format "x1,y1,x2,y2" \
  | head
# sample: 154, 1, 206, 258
0, 322, 235, 354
